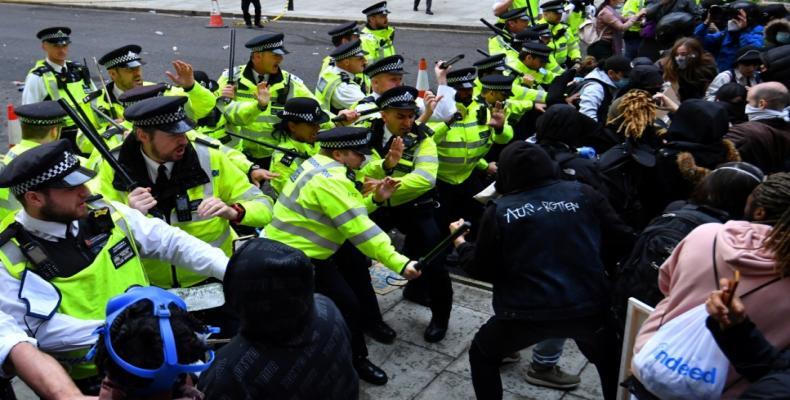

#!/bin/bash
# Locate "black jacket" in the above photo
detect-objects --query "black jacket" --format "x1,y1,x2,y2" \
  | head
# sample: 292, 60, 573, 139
707, 317, 790, 399
726, 118, 790, 174
458, 179, 634, 320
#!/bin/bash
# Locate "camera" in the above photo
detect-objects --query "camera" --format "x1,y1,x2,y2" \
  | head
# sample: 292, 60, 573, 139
709, 4, 739, 21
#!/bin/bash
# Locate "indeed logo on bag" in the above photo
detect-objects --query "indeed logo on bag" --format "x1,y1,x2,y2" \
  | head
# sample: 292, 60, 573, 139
654, 350, 718, 384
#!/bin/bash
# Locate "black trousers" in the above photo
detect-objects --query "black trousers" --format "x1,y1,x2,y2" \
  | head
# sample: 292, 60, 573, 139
312, 245, 374, 359
371, 197, 453, 322
436, 174, 487, 239
241, 0, 261, 25
469, 314, 620, 400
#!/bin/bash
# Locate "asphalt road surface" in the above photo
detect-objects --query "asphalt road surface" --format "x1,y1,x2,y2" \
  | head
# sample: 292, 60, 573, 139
0, 3, 489, 149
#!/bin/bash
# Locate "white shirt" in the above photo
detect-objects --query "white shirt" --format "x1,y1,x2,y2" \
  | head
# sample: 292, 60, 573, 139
329, 66, 366, 110
0, 310, 37, 376
21, 59, 66, 105
0, 203, 228, 369
704, 69, 755, 101
141, 149, 174, 181
359, 84, 458, 122
579, 68, 617, 122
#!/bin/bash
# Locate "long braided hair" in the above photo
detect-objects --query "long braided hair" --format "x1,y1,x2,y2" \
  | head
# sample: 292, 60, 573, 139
751, 172, 790, 276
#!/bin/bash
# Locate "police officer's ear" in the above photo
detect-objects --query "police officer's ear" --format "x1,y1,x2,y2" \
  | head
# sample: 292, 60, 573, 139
22, 190, 47, 209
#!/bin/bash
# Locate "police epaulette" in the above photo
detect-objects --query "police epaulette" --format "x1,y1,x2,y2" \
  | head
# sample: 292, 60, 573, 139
194, 137, 220, 149
31, 66, 49, 76
341, 74, 351, 84
416, 123, 434, 138
86, 194, 104, 203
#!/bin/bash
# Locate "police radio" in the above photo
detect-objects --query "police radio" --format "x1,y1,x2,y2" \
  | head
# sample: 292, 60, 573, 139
175, 194, 193, 222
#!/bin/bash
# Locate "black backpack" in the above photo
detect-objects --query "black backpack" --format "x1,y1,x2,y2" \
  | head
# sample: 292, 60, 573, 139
609, 204, 728, 335
598, 141, 654, 228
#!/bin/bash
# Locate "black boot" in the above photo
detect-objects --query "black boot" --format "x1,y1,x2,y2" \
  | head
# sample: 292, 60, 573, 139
354, 356, 388, 385
425, 0, 433, 14
364, 320, 396, 344
413, 0, 419, 11
423, 315, 449, 343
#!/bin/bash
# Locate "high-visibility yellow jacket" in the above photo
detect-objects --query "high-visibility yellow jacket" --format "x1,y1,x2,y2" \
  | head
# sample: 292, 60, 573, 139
92, 137, 272, 288
268, 134, 319, 196
428, 99, 514, 185
360, 26, 396, 62
26, 60, 98, 129
216, 63, 316, 159
266, 154, 409, 273
538, 18, 582, 66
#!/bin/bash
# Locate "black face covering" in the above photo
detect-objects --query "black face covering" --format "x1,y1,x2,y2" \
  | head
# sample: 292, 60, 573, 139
718, 100, 747, 124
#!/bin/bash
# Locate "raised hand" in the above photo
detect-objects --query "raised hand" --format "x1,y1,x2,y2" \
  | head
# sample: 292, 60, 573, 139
165, 60, 196, 89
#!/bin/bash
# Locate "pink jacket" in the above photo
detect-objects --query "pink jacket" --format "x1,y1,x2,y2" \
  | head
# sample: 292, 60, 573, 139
633, 221, 790, 398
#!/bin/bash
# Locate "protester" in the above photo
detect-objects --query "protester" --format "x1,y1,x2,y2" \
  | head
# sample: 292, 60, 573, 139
658, 37, 718, 102
704, 46, 762, 101
92, 286, 214, 399
592, 0, 645, 59
764, 17, 790, 49
578, 55, 632, 128
694, 1, 764, 71
713, 82, 749, 125
198, 238, 359, 400
459, 141, 634, 400
629, 172, 790, 398
726, 82, 790, 174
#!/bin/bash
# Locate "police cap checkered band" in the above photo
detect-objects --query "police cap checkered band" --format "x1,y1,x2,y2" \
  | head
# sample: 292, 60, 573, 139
473, 55, 506, 71
251, 39, 285, 53
321, 132, 372, 149
447, 70, 477, 85
329, 22, 359, 37
11, 151, 78, 195
380, 92, 416, 108
133, 107, 187, 127
364, 56, 405, 77
522, 45, 551, 58
104, 51, 142, 70
331, 41, 367, 60
541, 0, 564, 12
280, 109, 317, 122
40, 30, 69, 42
18, 115, 65, 126
482, 82, 513, 91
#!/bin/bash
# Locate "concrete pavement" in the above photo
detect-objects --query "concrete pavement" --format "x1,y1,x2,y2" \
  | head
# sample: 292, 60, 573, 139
2, 0, 498, 30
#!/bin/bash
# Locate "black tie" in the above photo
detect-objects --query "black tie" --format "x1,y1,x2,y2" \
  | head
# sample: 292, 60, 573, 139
155, 164, 169, 188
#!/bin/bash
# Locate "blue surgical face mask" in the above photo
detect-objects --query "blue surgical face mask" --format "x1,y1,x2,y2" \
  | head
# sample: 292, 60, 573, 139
777, 31, 790, 44
615, 78, 630, 89
675, 56, 688, 70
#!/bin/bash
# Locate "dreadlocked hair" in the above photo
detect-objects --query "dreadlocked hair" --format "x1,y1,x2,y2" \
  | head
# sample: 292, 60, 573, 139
94, 300, 210, 393
753, 173, 790, 277
607, 90, 659, 140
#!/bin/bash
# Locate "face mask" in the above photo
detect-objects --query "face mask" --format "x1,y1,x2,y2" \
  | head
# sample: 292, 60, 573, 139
745, 104, 790, 121
674, 56, 688, 70
777, 31, 790, 44
615, 78, 630, 89
727, 19, 741, 32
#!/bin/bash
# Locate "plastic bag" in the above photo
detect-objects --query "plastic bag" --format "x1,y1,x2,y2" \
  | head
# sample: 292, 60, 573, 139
631, 304, 728, 400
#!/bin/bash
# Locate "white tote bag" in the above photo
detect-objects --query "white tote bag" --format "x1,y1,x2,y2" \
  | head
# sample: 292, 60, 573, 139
631, 304, 728, 400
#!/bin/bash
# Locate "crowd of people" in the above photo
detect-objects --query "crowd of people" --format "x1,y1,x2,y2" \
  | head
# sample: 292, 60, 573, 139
0, 0, 788, 398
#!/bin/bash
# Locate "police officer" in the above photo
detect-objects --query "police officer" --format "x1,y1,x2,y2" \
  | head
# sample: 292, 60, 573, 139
473, 54, 543, 118
363, 86, 454, 343
320, 21, 362, 73
22, 27, 97, 149
493, 0, 539, 26
91, 96, 272, 291
0, 139, 229, 393
266, 126, 421, 385
96, 45, 216, 126
515, 41, 557, 87
432, 72, 513, 229
360, 1, 396, 62
216, 33, 322, 168
0, 101, 68, 220
517, 24, 564, 74
316, 40, 369, 114
268, 97, 327, 195
490, 7, 532, 67
356, 55, 456, 124
538, 0, 582, 68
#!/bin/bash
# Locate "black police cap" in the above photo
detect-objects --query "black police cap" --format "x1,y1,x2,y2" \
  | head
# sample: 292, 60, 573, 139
364, 55, 407, 77
362, 1, 390, 16
317, 126, 373, 155
245, 33, 289, 55
14, 101, 67, 126
376, 86, 419, 110
541, 0, 565, 12
500, 7, 530, 21
36, 27, 71, 44
328, 22, 360, 38
124, 96, 193, 135
98, 44, 145, 70
0, 139, 95, 195
193, 70, 219, 92
330, 40, 368, 61
520, 41, 553, 60
480, 74, 516, 92
117, 83, 168, 108
446, 68, 478, 89
276, 97, 329, 124
473, 53, 507, 72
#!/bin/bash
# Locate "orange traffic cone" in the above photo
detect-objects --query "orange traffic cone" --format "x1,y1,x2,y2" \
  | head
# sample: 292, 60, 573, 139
415, 58, 429, 98
6, 104, 21, 148
206, 0, 227, 28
